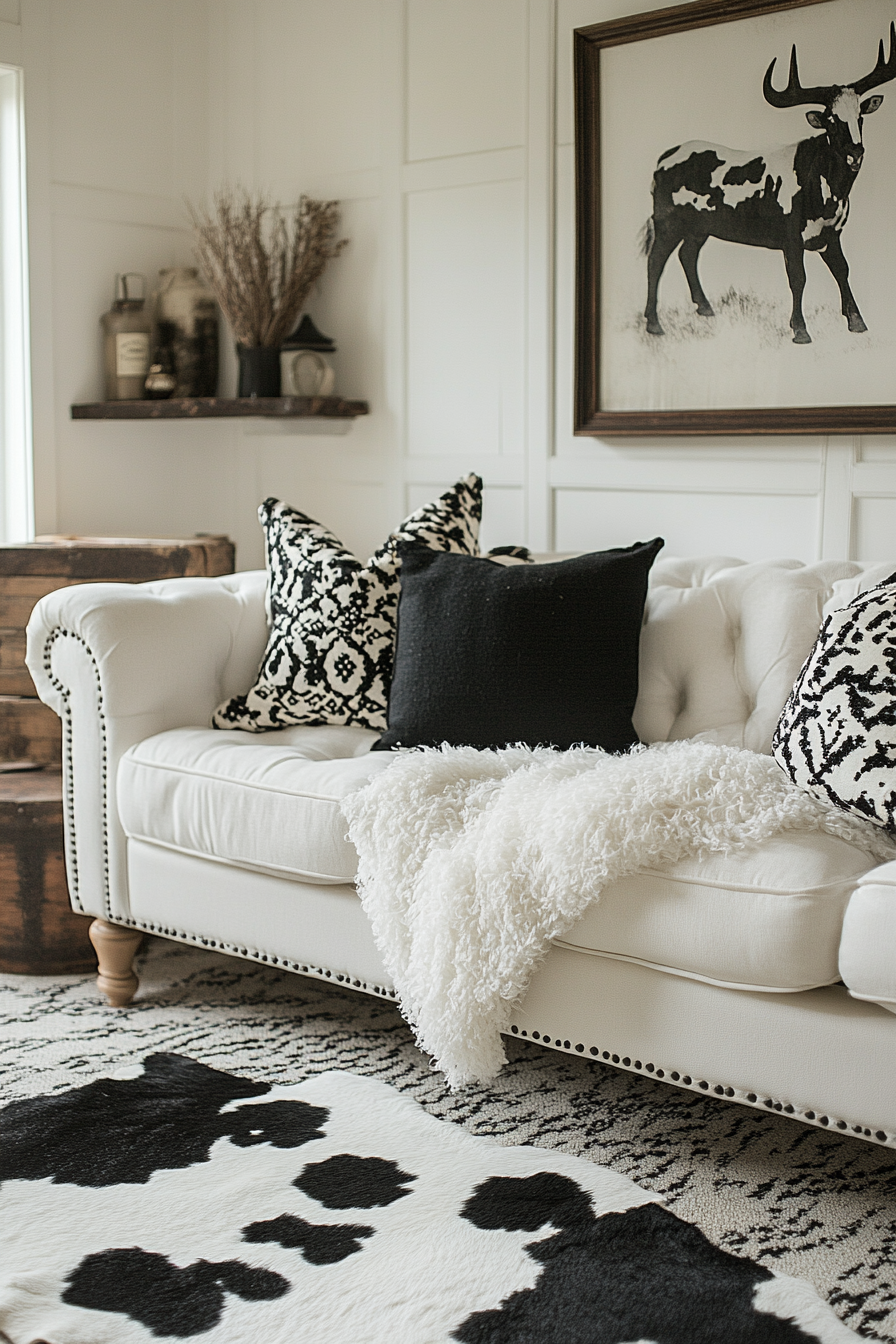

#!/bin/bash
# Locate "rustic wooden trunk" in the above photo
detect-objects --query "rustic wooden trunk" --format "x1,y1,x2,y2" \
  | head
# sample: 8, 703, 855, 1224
0, 770, 95, 974
0, 534, 235, 973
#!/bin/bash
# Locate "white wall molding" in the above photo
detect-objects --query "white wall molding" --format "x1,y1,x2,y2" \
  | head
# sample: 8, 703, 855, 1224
549, 453, 820, 495
401, 147, 525, 194
381, 0, 408, 533
50, 183, 191, 232
524, 0, 556, 551
851, 461, 896, 496
297, 168, 382, 204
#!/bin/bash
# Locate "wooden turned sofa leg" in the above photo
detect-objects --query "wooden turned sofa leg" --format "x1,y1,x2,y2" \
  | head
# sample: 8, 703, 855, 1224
89, 919, 142, 1006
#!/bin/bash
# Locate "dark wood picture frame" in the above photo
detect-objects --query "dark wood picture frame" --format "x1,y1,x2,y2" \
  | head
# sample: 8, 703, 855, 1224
574, 0, 896, 436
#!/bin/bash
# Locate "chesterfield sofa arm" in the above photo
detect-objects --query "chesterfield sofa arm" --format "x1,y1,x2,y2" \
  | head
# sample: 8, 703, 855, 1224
25, 572, 268, 927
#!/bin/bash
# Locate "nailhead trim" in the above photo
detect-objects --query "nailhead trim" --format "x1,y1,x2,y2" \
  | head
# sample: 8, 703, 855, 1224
114, 914, 399, 1001
42, 628, 110, 917
507, 1024, 895, 1148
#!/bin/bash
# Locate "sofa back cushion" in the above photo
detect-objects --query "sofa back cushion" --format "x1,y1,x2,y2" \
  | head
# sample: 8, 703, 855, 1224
214, 556, 896, 756
633, 558, 896, 754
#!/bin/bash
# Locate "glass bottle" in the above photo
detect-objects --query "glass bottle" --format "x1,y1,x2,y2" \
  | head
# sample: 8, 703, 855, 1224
100, 274, 152, 400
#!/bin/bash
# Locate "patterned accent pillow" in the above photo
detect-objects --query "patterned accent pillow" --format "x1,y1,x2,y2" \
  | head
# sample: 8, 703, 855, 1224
773, 575, 896, 830
213, 475, 482, 732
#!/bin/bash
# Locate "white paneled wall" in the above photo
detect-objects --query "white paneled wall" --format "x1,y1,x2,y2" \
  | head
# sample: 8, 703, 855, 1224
406, 179, 526, 459
16, 0, 896, 566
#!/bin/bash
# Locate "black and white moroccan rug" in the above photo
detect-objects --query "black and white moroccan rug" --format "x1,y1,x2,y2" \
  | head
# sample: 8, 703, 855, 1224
2, 937, 895, 1342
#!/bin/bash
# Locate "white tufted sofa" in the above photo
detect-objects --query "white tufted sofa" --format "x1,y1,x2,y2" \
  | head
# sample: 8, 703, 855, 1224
26, 556, 896, 1147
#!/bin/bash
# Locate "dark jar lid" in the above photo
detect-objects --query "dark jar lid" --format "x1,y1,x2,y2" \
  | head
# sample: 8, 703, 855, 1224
282, 313, 336, 352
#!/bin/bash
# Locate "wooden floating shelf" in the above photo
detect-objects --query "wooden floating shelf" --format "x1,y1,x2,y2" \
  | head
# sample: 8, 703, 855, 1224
71, 396, 369, 421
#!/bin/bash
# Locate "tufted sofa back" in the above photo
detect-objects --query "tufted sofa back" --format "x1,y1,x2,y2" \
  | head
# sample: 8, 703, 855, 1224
632, 557, 896, 754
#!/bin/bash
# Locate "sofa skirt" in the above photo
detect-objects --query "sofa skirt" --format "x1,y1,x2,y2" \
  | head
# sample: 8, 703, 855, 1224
124, 837, 896, 1147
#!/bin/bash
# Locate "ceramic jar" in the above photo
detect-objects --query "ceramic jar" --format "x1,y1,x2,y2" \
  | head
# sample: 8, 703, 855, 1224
153, 267, 218, 397
279, 314, 337, 397
280, 349, 336, 396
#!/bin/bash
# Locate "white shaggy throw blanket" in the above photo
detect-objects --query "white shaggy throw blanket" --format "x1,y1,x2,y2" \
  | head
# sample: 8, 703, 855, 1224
342, 741, 894, 1089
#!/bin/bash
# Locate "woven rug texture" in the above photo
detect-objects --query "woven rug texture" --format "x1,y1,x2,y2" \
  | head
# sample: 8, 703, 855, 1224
1, 936, 895, 1340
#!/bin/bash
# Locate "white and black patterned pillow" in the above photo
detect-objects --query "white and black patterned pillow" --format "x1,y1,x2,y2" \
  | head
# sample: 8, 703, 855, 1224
213, 475, 482, 732
773, 575, 896, 830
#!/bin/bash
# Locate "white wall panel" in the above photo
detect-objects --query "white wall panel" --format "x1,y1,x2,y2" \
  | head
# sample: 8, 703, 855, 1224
407, 179, 525, 459
860, 438, 896, 462
853, 497, 896, 562
253, 0, 383, 193
554, 488, 819, 562
47, 0, 206, 200
0, 1, 19, 25
406, 0, 526, 162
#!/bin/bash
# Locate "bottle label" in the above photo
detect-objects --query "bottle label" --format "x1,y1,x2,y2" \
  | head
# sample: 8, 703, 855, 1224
115, 332, 150, 377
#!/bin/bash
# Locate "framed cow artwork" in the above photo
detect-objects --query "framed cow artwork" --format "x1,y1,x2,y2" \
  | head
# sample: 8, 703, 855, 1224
574, 0, 896, 435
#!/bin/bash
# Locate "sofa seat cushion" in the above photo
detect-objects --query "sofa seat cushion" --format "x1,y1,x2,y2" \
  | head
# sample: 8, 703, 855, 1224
556, 831, 877, 992
838, 861, 896, 1014
117, 725, 390, 884
119, 727, 876, 992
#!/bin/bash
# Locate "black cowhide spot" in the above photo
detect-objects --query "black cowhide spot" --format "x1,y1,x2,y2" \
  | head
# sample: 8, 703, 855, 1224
0, 1053, 328, 1187
723, 156, 765, 187
294, 1153, 417, 1209
243, 1213, 374, 1265
62, 1247, 288, 1337
453, 1174, 810, 1343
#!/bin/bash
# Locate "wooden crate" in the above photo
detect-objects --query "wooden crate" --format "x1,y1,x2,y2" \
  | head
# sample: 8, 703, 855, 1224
0, 575, 107, 630
0, 533, 235, 706
0, 697, 63, 766
9, 533, 235, 581
0, 626, 29, 696
0, 770, 95, 974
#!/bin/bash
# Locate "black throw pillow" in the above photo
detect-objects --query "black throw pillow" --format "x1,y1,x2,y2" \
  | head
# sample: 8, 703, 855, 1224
373, 538, 664, 753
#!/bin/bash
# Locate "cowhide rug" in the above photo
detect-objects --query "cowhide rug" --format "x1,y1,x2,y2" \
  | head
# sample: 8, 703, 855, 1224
0, 1054, 872, 1343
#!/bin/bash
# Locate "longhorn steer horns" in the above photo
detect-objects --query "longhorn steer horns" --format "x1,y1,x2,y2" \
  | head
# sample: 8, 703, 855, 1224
763, 21, 896, 107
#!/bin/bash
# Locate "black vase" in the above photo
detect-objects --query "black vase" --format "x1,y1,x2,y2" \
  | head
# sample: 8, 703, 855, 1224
237, 346, 281, 398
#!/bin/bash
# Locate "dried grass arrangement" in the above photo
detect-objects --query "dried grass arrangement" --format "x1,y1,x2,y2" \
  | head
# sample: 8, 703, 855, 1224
189, 190, 347, 350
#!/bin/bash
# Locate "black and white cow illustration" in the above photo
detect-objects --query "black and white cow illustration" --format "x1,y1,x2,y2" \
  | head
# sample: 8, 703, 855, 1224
0, 1055, 874, 1342
645, 26, 896, 344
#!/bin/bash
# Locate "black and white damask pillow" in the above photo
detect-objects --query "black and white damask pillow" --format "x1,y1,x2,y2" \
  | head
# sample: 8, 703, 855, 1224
773, 575, 896, 830
213, 475, 482, 733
